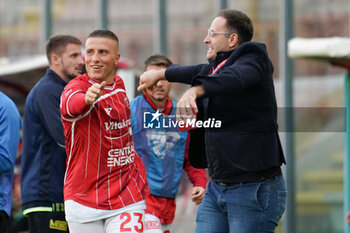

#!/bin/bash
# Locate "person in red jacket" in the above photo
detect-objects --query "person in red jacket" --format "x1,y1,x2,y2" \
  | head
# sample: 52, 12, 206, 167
130, 54, 207, 233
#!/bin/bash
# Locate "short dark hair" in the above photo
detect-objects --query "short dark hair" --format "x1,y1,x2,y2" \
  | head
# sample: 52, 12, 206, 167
87, 29, 119, 52
46, 35, 82, 64
144, 54, 172, 70
88, 29, 119, 43
217, 9, 253, 44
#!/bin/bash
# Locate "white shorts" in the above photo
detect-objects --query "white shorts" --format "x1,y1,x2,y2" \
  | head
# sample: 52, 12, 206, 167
68, 209, 145, 233
144, 213, 171, 233
65, 200, 146, 223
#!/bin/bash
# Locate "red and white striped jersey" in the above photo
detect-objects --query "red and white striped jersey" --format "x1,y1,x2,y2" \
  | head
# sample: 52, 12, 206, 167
60, 73, 149, 210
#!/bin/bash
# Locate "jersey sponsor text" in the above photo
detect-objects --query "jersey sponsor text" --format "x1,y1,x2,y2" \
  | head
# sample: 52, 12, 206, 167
107, 145, 135, 167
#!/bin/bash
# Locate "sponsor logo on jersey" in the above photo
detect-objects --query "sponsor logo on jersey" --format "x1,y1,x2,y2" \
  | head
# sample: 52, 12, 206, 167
105, 119, 131, 130
107, 145, 135, 167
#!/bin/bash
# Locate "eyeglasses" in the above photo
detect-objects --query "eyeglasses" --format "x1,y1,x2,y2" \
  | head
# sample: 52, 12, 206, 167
207, 29, 232, 39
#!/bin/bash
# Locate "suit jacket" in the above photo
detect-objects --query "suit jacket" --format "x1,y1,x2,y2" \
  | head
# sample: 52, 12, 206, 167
165, 42, 285, 182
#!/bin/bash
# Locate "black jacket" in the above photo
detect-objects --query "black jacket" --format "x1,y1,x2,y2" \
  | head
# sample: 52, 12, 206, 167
165, 42, 285, 182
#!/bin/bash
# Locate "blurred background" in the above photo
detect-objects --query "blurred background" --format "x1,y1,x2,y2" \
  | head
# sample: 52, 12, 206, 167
0, 0, 349, 232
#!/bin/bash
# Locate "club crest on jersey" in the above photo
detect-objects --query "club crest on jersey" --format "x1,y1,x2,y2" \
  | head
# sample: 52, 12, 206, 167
105, 107, 112, 115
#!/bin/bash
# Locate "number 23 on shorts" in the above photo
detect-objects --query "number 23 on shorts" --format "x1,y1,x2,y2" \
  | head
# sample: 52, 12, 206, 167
120, 212, 144, 232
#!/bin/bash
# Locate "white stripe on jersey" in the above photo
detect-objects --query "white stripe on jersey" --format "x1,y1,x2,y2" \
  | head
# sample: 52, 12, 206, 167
64, 121, 76, 184
62, 88, 126, 122
104, 130, 131, 140
88, 79, 116, 91
98, 88, 126, 102
85, 114, 92, 179
130, 164, 143, 199
96, 104, 102, 206
107, 173, 112, 209
118, 195, 125, 207
66, 90, 87, 118
110, 89, 126, 207
126, 186, 136, 203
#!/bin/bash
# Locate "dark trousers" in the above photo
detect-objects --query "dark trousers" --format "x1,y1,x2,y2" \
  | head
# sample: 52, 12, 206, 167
0, 210, 9, 233
28, 211, 69, 233
7, 215, 28, 233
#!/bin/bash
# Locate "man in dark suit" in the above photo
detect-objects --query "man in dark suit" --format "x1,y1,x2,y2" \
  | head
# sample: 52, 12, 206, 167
138, 9, 286, 233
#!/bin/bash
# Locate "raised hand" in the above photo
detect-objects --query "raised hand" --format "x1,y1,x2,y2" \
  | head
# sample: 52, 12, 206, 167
176, 85, 205, 122
85, 81, 107, 105
137, 69, 166, 92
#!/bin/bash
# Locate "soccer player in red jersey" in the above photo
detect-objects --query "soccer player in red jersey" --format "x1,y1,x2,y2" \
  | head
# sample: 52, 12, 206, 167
60, 30, 150, 233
